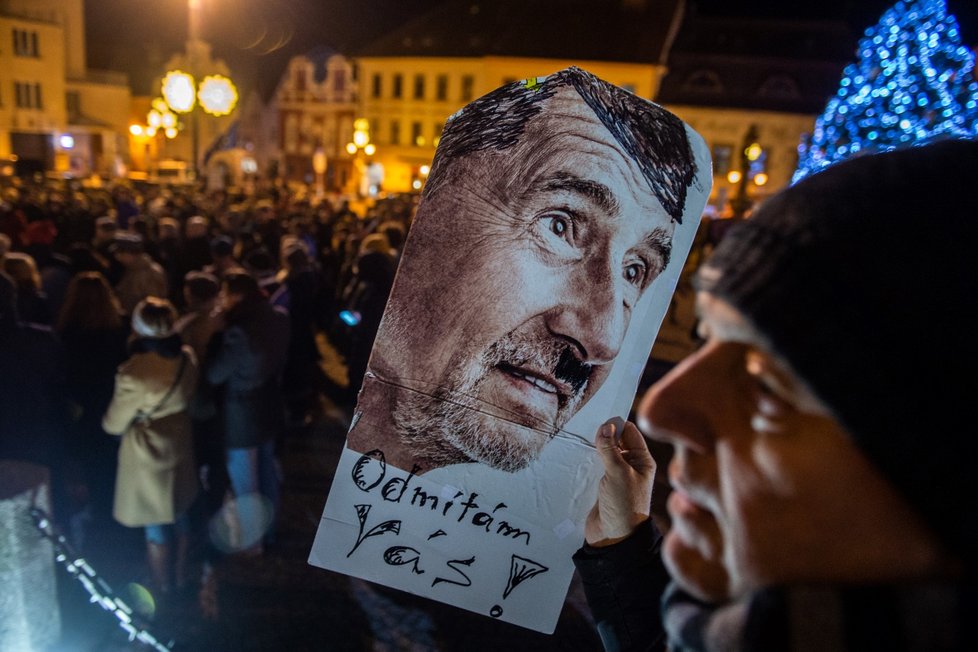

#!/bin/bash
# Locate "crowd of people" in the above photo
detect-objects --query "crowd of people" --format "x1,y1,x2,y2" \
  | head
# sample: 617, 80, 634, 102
0, 178, 411, 600
4, 139, 974, 651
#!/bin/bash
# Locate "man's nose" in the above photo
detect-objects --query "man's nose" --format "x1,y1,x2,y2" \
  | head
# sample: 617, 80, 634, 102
636, 344, 720, 454
545, 264, 625, 364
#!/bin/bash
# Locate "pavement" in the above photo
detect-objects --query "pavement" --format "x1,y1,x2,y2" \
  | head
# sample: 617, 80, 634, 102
47, 401, 605, 652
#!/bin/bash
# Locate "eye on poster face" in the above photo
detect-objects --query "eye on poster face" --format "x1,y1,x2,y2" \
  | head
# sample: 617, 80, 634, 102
310, 67, 712, 633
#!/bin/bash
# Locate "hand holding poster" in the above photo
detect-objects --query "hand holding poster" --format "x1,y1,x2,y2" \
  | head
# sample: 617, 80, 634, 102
310, 67, 712, 633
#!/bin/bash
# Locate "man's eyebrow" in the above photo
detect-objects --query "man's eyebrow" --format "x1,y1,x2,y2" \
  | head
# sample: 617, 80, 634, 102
536, 173, 620, 215
642, 227, 672, 269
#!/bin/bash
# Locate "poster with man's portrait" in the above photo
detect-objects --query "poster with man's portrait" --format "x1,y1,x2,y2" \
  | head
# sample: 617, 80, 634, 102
310, 67, 712, 633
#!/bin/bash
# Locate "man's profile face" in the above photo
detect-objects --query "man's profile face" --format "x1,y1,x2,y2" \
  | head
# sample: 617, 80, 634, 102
377, 85, 676, 471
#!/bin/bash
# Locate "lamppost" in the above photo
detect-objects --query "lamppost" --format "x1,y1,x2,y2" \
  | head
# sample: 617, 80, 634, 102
345, 119, 376, 197
157, 0, 238, 182
729, 125, 766, 219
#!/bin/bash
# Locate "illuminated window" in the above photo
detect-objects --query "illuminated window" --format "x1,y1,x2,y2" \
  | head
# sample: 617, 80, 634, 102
12, 29, 39, 57
14, 82, 42, 109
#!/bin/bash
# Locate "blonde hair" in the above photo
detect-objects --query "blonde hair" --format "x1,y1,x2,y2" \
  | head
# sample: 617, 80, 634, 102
3, 252, 41, 291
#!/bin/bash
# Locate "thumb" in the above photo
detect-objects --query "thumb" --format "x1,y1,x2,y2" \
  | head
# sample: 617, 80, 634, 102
595, 418, 627, 472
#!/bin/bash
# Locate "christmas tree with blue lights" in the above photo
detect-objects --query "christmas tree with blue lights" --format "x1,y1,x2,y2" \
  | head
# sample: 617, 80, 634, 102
794, 0, 978, 183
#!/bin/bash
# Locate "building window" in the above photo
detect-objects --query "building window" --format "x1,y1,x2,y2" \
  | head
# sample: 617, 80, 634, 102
413, 74, 425, 100
460, 75, 474, 102
757, 74, 801, 100
411, 121, 424, 146
682, 70, 723, 95
436, 75, 448, 101
392, 74, 403, 99
12, 29, 39, 57
15, 82, 42, 109
712, 144, 733, 176
333, 69, 346, 93
390, 120, 401, 145
433, 122, 443, 146
372, 73, 382, 99
66, 91, 80, 117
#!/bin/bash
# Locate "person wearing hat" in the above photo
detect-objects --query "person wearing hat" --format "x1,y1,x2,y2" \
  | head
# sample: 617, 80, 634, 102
103, 297, 198, 596
112, 233, 167, 315
575, 140, 978, 651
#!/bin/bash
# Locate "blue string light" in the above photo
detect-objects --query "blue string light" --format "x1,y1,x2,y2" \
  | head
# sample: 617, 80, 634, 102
794, 0, 978, 183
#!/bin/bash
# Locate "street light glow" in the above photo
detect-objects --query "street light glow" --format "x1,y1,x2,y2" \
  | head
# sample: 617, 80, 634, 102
364, 144, 376, 156
346, 143, 358, 155
753, 172, 769, 186
727, 170, 743, 184
198, 75, 238, 116
129, 124, 144, 137
162, 70, 197, 113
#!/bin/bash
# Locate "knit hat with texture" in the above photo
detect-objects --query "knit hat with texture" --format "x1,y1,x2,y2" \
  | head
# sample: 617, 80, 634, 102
696, 139, 978, 567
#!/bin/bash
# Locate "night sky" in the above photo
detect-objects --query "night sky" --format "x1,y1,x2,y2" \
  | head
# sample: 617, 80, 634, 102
84, 0, 978, 99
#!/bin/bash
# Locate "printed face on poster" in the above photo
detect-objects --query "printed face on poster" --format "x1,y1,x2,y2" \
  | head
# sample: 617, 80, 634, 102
310, 67, 712, 633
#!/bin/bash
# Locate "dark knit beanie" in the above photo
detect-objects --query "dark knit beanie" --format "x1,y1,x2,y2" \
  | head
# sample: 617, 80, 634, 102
697, 139, 978, 568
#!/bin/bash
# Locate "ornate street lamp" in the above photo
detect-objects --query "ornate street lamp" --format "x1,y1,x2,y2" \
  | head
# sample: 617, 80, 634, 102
160, 69, 238, 180
346, 119, 376, 196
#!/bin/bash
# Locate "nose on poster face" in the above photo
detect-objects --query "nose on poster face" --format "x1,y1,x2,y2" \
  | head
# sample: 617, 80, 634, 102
544, 267, 625, 366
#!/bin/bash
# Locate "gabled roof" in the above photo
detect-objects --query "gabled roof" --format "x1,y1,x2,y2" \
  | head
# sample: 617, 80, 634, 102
356, 0, 684, 64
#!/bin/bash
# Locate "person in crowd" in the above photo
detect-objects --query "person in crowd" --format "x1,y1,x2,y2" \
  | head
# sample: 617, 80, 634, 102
206, 269, 289, 555
112, 233, 168, 316
175, 270, 226, 521
273, 241, 323, 426
3, 251, 54, 325
56, 272, 129, 529
0, 267, 69, 524
182, 215, 213, 273
204, 235, 237, 280
92, 214, 122, 283
157, 216, 186, 307
574, 139, 978, 651
338, 245, 395, 406
103, 297, 198, 596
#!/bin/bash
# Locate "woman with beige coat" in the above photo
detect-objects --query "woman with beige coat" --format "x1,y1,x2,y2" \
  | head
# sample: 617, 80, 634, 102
103, 297, 198, 595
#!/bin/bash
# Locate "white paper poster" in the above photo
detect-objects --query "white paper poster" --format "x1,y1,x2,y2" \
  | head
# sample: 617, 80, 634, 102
310, 67, 712, 633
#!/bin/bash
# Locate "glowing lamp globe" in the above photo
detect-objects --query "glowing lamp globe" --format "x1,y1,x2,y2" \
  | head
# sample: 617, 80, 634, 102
198, 75, 238, 116
162, 71, 196, 113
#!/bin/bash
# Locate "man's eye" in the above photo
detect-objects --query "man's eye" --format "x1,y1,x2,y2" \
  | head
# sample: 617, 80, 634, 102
549, 215, 569, 237
624, 261, 646, 285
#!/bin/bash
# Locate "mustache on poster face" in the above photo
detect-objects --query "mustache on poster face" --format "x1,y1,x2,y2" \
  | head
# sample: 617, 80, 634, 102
484, 331, 593, 399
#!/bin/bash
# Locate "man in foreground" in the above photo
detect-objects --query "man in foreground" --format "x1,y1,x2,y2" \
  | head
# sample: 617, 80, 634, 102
576, 139, 977, 650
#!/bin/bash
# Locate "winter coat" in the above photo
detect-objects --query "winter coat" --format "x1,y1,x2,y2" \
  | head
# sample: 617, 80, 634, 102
206, 296, 290, 449
103, 341, 198, 527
